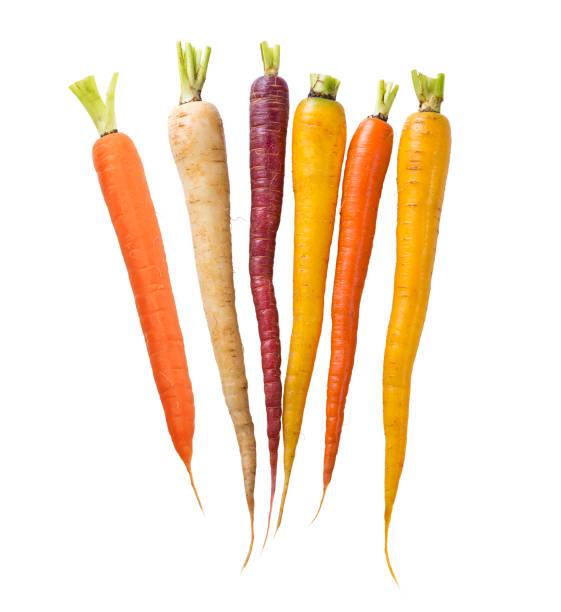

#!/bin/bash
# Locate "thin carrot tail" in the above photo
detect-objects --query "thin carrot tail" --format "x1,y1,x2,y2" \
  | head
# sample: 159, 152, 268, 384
262, 478, 276, 551
274, 472, 291, 535
384, 512, 399, 586
311, 484, 328, 524
241, 511, 255, 572
187, 468, 204, 515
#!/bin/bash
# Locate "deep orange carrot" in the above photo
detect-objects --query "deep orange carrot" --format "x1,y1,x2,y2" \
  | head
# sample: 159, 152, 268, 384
70, 74, 201, 507
316, 81, 398, 516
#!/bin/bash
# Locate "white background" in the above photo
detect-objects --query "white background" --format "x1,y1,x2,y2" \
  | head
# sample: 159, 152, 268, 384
1, 0, 560, 610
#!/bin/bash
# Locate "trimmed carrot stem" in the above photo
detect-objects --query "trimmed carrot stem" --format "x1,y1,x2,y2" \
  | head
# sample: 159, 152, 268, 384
374, 80, 399, 120
69, 73, 118, 136
309, 73, 341, 99
177, 42, 211, 103
411, 70, 445, 112
260, 41, 280, 75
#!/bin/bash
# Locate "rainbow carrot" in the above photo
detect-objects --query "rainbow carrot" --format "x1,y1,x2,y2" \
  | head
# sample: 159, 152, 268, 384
383, 71, 451, 582
317, 80, 398, 516
70, 74, 201, 507
277, 74, 346, 531
249, 41, 289, 543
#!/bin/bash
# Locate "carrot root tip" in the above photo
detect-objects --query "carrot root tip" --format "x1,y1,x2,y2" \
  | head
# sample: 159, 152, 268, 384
385, 519, 399, 586
275, 475, 290, 535
311, 485, 328, 525
187, 469, 204, 515
241, 518, 255, 572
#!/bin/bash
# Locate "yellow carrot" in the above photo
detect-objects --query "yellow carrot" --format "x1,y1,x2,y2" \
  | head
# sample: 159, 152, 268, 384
383, 70, 451, 582
276, 74, 346, 531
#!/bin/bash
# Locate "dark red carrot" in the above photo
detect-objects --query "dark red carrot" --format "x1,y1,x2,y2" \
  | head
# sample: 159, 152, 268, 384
249, 41, 289, 544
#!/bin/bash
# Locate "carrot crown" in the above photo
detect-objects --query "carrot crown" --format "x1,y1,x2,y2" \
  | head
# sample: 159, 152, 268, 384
69, 73, 118, 137
411, 70, 445, 113
374, 80, 399, 121
260, 41, 280, 76
309, 74, 340, 100
177, 42, 211, 104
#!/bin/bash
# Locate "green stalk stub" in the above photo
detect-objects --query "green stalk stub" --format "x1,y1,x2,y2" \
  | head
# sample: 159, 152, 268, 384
69, 73, 118, 137
177, 42, 211, 104
309, 74, 340, 100
411, 70, 445, 113
260, 41, 280, 76
374, 80, 399, 121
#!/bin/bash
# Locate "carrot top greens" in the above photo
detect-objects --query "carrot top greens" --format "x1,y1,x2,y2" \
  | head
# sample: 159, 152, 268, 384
69, 74, 118, 137
411, 70, 445, 113
309, 74, 341, 100
374, 80, 399, 121
260, 41, 280, 76
177, 42, 211, 104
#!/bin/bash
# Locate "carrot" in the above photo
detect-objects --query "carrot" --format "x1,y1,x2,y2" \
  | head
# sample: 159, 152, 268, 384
383, 71, 451, 582
249, 42, 289, 544
69, 74, 201, 508
168, 43, 256, 568
315, 81, 398, 517
276, 74, 346, 531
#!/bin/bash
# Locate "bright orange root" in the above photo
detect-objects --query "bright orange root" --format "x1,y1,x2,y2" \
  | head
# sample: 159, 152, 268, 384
187, 467, 204, 514
311, 485, 328, 524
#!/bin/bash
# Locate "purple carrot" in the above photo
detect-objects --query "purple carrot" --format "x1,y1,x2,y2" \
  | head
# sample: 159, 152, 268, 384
249, 41, 289, 544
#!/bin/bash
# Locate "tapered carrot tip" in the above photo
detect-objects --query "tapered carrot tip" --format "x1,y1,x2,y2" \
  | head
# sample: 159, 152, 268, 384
274, 475, 291, 535
385, 520, 399, 586
241, 516, 255, 572
262, 489, 275, 551
311, 485, 328, 524
187, 468, 204, 515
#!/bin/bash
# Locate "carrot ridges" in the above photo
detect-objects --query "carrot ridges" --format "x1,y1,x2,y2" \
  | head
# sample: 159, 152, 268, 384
249, 41, 289, 545
321, 83, 396, 510
277, 74, 346, 531
71, 75, 201, 510
170, 45, 256, 566
383, 69, 451, 582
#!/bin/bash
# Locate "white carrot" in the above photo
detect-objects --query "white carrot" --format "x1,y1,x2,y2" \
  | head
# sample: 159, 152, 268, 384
168, 42, 256, 568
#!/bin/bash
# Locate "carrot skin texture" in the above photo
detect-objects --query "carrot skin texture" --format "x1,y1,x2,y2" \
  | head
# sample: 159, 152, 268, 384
93, 132, 197, 476
249, 74, 289, 517
324, 117, 393, 488
169, 102, 256, 558
278, 96, 346, 525
383, 111, 451, 573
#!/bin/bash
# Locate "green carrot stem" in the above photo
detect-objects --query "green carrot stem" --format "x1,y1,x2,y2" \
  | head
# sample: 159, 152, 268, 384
177, 42, 211, 104
260, 41, 280, 76
374, 80, 399, 121
309, 73, 341, 100
411, 70, 445, 113
69, 73, 118, 137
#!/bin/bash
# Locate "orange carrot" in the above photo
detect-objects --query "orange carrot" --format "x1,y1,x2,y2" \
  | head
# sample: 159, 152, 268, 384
70, 74, 201, 507
316, 81, 398, 517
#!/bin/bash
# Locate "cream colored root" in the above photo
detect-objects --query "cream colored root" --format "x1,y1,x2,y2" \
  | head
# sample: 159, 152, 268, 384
169, 101, 256, 560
